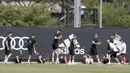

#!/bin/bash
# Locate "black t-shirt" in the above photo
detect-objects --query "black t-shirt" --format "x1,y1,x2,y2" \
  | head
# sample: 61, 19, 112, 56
110, 38, 113, 43
5, 36, 11, 47
107, 38, 114, 51
91, 38, 98, 49
27, 38, 36, 48
53, 33, 61, 44
69, 38, 75, 49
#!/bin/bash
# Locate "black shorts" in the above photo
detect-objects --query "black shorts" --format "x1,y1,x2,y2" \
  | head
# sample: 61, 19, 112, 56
28, 47, 33, 55
90, 48, 97, 56
5, 47, 11, 55
111, 51, 118, 58
52, 43, 58, 50
69, 48, 75, 56
121, 53, 126, 56
108, 50, 113, 54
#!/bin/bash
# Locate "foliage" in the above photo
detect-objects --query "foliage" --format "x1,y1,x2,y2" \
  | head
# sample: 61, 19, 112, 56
0, 4, 56, 27
82, 0, 130, 28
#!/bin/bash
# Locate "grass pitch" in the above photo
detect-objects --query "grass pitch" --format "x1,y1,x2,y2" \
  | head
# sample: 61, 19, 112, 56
0, 63, 130, 73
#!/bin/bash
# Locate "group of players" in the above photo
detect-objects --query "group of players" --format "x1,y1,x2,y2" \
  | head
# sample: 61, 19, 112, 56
52, 29, 78, 65
3, 30, 127, 65
4, 32, 39, 64
52, 30, 127, 65
89, 33, 127, 65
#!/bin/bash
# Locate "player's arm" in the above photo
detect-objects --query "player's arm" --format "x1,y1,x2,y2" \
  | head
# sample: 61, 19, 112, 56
120, 48, 124, 53
120, 44, 126, 52
73, 39, 78, 48
92, 41, 101, 45
25, 39, 29, 43
6, 40, 9, 50
33, 40, 37, 53
55, 35, 62, 39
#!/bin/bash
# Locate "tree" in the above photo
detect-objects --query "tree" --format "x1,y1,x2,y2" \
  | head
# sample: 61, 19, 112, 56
99, 3, 130, 28
82, 0, 99, 8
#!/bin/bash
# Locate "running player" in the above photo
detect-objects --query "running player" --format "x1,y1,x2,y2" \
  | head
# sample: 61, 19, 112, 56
52, 29, 62, 63
4, 32, 13, 64
68, 35, 77, 65
89, 33, 101, 64
27, 34, 37, 64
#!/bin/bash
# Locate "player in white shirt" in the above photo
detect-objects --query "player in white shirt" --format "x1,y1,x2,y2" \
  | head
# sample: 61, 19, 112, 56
106, 40, 121, 65
120, 40, 127, 64
86, 56, 93, 65
83, 55, 93, 65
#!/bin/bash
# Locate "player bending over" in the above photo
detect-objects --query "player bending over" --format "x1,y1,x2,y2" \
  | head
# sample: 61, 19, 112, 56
106, 40, 121, 65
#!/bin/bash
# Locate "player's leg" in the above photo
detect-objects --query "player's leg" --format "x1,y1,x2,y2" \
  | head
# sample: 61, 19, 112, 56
16, 55, 20, 63
89, 48, 94, 61
107, 54, 111, 64
107, 51, 112, 65
5, 55, 7, 60
6, 53, 12, 62
39, 55, 44, 64
120, 54, 123, 64
28, 48, 32, 64
52, 50, 55, 62
68, 48, 72, 64
123, 54, 126, 64
114, 52, 121, 65
94, 49, 101, 63
28, 55, 32, 64
52, 43, 57, 63
115, 57, 121, 65
68, 55, 72, 65
55, 48, 60, 63
4, 55, 8, 63
4, 47, 8, 63
96, 55, 101, 63
122, 54, 126, 64
71, 48, 76, 65
71, 55, 76, 65
4, 49, 12, 64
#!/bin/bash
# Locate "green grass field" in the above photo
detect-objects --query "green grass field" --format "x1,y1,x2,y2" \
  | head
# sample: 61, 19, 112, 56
0, 63, 130, 73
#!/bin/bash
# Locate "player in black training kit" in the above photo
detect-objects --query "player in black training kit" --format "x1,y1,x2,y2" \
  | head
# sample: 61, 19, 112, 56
27, 34, 37, 64
52, 29, 62, 63
4, 32, 13, 64
68, 35, 77, 65
90, 33, 101, 64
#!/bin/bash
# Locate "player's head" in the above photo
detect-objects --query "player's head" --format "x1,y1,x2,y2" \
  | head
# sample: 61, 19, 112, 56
32, 34, 36, 38
106, 40, 110, 44
95, 33, 99, 38
111, 33, 116, 39
57, 29, 62, 34
8, 32, 13, 37
73, 34, 77, 39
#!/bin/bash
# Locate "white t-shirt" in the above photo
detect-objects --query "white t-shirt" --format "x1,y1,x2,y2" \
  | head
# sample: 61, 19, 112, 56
86, 58, 93, 64
122, 42, 126, 54
109, 43, 118, 52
